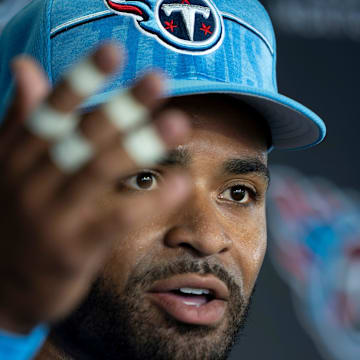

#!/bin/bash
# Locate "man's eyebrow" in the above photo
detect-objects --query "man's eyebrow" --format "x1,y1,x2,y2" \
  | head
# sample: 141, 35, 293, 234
158, 148, 191, 167
223, 158, 270, 184
158, 152, 270, 184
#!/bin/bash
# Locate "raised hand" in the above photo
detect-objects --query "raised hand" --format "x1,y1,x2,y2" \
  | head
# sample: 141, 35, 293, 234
0, 43, 191, 334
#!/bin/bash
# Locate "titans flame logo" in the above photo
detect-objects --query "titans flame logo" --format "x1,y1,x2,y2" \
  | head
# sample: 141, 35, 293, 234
104, 0, 224, 54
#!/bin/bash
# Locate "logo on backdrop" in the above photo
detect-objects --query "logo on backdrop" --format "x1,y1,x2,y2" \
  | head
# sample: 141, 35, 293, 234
104, 0, 224, 54
267, 166, 360, 360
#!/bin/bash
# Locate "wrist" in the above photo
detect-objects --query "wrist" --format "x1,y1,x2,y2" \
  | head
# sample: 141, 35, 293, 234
0, 324, 49, 359
0, 311, 39, 335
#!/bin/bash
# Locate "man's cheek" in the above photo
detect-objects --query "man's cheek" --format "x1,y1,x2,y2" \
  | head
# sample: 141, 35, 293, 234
100, 246, 135, 294
101, 226, 157, 292
231, 220, 266, 297
251, 218, 267, 269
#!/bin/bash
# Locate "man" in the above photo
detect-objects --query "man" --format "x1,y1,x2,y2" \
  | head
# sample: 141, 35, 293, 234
0, 0, 326, 359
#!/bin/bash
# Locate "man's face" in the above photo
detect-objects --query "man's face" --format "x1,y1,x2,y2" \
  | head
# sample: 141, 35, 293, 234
52, 95, 269, 360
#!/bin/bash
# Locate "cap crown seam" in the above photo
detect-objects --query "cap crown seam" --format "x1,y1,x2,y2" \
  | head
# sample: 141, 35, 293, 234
47, 0, 54, 84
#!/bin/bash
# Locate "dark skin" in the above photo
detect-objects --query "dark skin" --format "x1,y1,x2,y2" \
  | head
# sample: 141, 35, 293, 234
36, 94, 270, 359
0, 38, 269, 359
0, 45, 193, 334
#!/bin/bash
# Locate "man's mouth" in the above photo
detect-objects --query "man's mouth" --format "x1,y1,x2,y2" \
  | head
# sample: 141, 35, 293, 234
147, 274, 229, 326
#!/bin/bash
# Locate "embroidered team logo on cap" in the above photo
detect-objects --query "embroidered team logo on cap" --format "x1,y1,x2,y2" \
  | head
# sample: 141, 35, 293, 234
104, 0, 224, 54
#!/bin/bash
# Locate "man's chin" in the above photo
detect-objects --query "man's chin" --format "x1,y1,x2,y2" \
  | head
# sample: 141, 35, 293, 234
51, 259, 253, 360
51, 290, 250, 360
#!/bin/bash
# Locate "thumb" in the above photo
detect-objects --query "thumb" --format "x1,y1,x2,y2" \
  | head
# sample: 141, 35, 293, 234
0, 57, 50, 149
9, 56, 50, 121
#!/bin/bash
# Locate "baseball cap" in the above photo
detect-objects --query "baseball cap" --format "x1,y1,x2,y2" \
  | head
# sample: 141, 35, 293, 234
0, 0, 326, 150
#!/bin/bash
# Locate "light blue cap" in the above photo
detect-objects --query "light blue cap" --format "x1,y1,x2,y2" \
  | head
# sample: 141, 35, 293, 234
0, 0, 326, 150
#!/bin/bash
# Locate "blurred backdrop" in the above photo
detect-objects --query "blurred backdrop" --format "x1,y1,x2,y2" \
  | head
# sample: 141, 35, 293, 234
1, 1, 360, 359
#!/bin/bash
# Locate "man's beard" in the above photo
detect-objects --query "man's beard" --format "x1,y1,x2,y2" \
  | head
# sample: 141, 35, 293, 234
51, 256, 253, 360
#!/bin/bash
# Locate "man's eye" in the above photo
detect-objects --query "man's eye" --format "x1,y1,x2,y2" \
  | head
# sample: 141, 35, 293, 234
220, 185, 254, 204
125, 172, 159, 191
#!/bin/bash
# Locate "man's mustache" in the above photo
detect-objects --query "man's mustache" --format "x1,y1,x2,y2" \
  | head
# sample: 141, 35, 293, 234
126, 257, 244, 301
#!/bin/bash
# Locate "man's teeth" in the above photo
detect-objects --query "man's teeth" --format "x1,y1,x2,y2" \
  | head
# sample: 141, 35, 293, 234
179, 288, 210, 295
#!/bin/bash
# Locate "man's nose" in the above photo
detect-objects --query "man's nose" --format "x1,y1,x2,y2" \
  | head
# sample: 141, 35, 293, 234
163, 194, 233, 257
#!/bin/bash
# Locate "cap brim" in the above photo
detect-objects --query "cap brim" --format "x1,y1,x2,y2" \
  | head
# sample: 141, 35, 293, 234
82, 79, 326, 151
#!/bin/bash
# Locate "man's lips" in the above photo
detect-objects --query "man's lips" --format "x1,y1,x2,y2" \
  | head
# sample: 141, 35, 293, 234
147, 274, 229, 326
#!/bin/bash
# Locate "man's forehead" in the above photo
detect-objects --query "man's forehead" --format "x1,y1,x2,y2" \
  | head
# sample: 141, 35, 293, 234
163, 94, 272, 151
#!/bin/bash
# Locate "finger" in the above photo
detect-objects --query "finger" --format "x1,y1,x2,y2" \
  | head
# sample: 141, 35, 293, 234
80, 171, 192, 248
47, 43, 122, 113
50, 73, 164, 172
9, 57, 50, 122
0, 57, 50, 157
25, 43, 122, 146
77, 72, 165, 150
2, 44, 122, 183
16, 108, 189, 212
56, 109, 190, 207
18, 72, 167, 206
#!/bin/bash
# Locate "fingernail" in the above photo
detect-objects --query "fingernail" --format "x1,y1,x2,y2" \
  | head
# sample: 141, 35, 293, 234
93, 43, 123, 73
132, 73, 166, 108
155, 110, 191, 146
